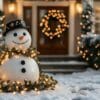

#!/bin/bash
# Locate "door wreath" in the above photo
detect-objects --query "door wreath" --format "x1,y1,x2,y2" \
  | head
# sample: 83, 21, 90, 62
40, 9, 69, 39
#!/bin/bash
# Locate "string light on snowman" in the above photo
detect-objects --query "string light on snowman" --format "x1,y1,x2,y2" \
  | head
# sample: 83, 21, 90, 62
40, 9, 69, 39
0, 19, 57, 93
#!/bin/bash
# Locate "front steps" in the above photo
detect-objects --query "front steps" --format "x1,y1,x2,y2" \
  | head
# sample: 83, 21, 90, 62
38, 55, 88, 73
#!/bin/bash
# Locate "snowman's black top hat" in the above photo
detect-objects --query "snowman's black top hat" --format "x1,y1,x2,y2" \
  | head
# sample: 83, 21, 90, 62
4, 19, 27, 36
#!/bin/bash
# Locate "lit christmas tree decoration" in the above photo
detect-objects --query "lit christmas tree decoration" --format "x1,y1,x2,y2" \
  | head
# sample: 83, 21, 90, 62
80, 4, 93, 35
77, 3, 100, 69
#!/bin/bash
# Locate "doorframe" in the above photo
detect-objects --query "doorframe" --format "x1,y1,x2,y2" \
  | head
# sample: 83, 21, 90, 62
16, 0, 76, 56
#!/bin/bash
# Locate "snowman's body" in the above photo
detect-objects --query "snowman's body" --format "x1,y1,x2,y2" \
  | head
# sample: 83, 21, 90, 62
0, 56, 39, 83
0, 20, 40, 83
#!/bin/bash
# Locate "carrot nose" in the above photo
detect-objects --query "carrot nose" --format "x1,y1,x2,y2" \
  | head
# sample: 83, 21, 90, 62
19, 36, 24, 40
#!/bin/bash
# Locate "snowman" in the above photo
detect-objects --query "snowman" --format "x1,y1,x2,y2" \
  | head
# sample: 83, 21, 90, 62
0, 20, 39, 83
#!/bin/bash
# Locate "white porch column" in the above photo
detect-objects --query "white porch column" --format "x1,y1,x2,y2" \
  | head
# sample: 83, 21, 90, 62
16, 0, 23, 19
69, 0, 76, 56
0, 0, 3, 10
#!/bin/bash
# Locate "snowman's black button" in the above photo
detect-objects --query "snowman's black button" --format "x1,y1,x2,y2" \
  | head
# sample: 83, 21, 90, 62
21, 60, 25, 65
21, 68, 26, 73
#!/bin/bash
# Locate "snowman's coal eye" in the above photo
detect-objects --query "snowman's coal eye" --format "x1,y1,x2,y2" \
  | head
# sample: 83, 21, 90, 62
13, 33, 17, 37
23, 32, 26, 36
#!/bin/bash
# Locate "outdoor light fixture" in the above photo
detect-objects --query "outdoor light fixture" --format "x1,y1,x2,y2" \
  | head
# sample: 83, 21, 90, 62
8, 0, 16, 13
76, 3, 83, 14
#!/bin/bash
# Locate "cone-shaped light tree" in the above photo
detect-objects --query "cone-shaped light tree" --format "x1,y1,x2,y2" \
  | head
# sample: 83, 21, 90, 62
77, 0, 100, 69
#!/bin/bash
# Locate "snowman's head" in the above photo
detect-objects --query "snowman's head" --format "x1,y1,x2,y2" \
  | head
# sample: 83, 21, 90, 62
4, 28, 31, 50
4, 19, 32, 50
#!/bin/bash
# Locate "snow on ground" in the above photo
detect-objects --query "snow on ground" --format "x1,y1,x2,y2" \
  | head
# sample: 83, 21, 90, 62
0, 68, 100, 100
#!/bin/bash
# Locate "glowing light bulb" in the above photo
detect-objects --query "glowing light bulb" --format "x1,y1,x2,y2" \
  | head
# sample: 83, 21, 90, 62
76, 3, 83, 14
13, 92, 16, 95
94, 64, 98, 68
21, 91, 25, 95
8, 3, 16, 13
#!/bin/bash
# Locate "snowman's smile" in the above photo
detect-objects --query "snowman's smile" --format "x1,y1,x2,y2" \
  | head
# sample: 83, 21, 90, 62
12, 39, 29, 45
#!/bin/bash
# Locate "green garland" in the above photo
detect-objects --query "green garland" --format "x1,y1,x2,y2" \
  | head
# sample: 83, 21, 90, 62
80, 4, 93, 34
0, 73, 57, 93
0, 47, 39, 65
77, 35, 100, 69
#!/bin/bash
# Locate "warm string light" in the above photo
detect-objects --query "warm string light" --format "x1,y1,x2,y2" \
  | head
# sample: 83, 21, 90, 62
94, 64, 98, 69
77, 35, 100, 69
0, 73, 57, 93
0, 47, 39, 66
77, 4, 100, 69
80, 4, 93, 35
40, 9, 69, 39
0, 11, 5, 33
0, 15, 5, 21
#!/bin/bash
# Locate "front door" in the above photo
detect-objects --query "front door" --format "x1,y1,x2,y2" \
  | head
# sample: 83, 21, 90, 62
37, 6, 69, 55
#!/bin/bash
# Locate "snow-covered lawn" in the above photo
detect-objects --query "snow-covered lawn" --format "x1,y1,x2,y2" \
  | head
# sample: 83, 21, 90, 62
0, 68, 100, 100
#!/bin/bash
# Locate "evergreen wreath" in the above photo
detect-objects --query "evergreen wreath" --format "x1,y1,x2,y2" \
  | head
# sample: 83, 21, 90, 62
40, 9, 69, 39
